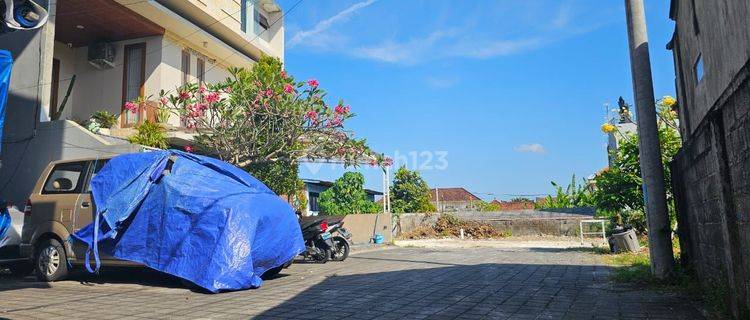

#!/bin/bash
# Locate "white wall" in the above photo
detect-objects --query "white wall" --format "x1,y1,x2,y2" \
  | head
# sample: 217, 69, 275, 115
68, 36, 163, 123
51, 41, 76, 121
159, 36, 232, 127
51, 35, 238, 129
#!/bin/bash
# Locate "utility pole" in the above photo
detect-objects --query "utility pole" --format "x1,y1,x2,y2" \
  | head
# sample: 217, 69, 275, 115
435, 188, 440, 213
624, 0, 675, 279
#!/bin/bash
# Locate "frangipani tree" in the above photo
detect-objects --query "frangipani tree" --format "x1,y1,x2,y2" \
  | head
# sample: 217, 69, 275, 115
156, 56, 388, 169
127, 56, 391, 198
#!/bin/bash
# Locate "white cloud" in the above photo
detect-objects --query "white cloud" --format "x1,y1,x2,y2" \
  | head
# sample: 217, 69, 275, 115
514, 143, 546, 154
352, 30, 455, 64
452, 38, 543, 59
551, 4, 573, 29
287, 1, 613, 65
352, 29, 541, 64
287, 0, 377, 49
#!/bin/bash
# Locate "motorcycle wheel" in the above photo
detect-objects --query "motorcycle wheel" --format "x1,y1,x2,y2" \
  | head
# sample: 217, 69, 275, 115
313, 248, 331, 263
331, 237, 350, 261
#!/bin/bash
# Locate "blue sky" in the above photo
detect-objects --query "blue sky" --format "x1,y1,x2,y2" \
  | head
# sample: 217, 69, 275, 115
277, 0, 677, 200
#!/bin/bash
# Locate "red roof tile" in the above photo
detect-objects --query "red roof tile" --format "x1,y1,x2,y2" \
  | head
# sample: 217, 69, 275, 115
429, 188, 481, 202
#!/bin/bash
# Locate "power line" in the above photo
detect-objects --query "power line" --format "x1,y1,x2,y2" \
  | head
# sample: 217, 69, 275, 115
203, 0, 304, 75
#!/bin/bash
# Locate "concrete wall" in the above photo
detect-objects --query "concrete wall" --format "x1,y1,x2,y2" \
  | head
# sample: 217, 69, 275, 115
67, 36, 164, 123
318, 213, 392, 244
152, 0, 283, 62
0, 121, 141, 207
398, 210, 597, 237
671, 79, 750, 318
670, 0, 750, 137
669, 1, 750, 317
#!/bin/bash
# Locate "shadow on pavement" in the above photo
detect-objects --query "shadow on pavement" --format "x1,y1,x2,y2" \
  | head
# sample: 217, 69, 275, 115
256, 262, 705, 319
0, 266, 182, 292
526, 247, 610, 254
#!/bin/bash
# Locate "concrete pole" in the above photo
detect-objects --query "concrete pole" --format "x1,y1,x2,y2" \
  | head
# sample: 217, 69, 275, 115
435, 188, 440, 213
624, 0, 675, 279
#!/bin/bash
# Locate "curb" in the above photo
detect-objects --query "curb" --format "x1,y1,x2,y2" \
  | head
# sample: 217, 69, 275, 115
349, 244, 395, 255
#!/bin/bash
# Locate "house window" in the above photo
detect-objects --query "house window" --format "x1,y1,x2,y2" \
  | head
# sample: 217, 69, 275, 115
122, 43, 146, 127
181, 49, 190, 86
255, 9, 269, 31
694, 54, 704, 83
240, 0, 270, 37
309, 192, 320, 212
197, 58, 205, 85
240, 0, 249, 33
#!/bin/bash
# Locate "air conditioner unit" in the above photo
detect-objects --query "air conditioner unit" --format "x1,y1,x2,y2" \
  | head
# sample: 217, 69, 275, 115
87, 42, 115, 70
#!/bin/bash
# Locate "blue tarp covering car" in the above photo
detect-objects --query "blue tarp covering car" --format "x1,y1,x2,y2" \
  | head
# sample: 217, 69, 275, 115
71, 150, 305, 293
0, 50, 12, 152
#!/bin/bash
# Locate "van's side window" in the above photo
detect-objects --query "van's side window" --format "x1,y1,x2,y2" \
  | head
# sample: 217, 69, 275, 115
84, 159, 109, 192
42, 162, 87, 194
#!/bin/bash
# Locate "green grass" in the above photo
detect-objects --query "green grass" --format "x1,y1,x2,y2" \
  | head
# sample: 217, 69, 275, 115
601, 247, 730, 318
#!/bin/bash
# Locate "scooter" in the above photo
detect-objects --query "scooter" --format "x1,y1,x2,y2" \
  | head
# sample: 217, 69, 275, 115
326, 219, 351, 262
298, 217, 334, 263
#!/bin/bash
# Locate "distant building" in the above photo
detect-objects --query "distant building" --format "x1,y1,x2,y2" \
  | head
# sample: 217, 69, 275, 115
430, 188, 481, 212
302, 179, 382, 216
490, 199, 535, 211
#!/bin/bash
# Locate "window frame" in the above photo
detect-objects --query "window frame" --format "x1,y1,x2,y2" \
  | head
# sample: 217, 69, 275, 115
694, 53, 704, 84
121, 42, 147, 128
83, 159, 110, 193
309, 192, 320, 212
181, 49, 191, 86
41, 162, 90, 195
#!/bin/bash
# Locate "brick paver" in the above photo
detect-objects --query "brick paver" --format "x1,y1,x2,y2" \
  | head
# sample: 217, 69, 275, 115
0, 247, 704, 319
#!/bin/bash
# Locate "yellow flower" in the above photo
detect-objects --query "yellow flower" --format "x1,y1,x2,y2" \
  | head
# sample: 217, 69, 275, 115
601, 123, 616, 134
662, 96, 677, 107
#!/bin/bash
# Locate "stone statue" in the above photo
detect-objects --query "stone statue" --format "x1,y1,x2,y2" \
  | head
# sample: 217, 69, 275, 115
618, 96, 632, 123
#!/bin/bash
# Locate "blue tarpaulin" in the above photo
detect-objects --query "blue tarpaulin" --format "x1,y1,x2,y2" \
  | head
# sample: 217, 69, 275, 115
0, 50, 12, 153
71, 150, 305, 293
0, 207, 10, 241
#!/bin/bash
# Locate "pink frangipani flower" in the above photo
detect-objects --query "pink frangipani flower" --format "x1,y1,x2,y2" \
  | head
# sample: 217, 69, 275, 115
205, 92, 220, 103
284, 84, 295, 94
179, 91, 190, 101
123, 101, 138, 113
307, 79, 319, 88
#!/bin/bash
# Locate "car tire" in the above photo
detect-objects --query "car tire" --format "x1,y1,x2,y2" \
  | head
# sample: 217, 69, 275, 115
34, 238, 69, 282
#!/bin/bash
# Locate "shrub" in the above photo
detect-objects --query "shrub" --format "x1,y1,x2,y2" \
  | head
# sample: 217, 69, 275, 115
128, 121, 168, 149
90, 110, 118, 129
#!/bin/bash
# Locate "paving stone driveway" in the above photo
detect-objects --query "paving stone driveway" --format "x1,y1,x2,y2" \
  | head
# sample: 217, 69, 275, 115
0, 247, 704, 320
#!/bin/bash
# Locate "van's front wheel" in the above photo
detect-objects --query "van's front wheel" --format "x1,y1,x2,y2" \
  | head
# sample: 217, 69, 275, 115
34, 239, 69, 282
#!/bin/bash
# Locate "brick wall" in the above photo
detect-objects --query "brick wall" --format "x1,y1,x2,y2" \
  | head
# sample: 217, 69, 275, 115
671, 70, 750, 317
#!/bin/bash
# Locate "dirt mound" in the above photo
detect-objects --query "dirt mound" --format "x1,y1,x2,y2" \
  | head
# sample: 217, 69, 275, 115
401, 214, 511, 240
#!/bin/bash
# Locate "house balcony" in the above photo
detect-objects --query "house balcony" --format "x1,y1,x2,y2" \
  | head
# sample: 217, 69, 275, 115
49, 0, 280, 147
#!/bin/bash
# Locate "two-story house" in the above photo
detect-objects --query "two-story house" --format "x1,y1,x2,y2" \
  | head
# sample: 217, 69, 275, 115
0, 0, 283, 208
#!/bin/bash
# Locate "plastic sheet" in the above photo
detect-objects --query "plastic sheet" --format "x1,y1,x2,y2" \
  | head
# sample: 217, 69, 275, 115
72, 150, 305, 292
